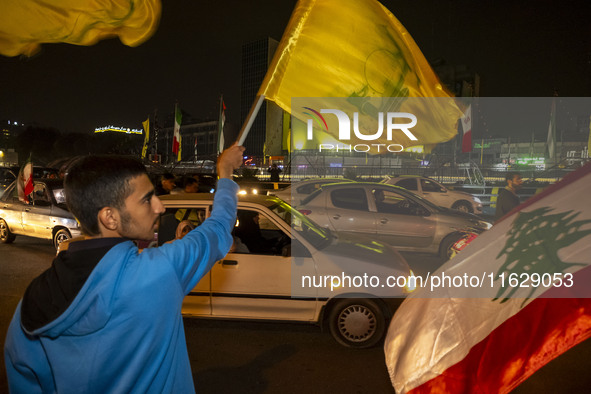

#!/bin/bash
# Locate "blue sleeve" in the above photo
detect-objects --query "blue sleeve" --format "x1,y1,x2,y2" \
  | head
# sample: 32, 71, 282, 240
5, 305, 54, 394
150, 178, 239, 293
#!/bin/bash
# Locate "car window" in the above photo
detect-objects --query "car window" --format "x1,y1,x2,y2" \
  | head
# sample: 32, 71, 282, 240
330, 187, 368, 211
52, 187, 67, 205
395, 178, 418, 191
300, 188, 322, 205
8, 184, 21, 203
268, 201, 331, 251
157, 206, 207, 245
234, 209, 287, 255
296, 183, 318, 195
0, 169, 16, 184
422, 179, 442, 192
372, 188, 425, 216
33, 183, 51, 203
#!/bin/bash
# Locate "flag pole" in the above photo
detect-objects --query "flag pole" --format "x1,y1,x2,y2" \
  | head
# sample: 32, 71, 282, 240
237, 94, 265, 146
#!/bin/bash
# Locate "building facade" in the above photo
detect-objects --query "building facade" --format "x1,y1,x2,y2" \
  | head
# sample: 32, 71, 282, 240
241, 37, 284, 157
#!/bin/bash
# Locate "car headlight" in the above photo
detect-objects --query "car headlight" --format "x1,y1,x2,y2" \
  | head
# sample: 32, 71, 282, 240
404, 270, 417, 293
473, 196, 482, 204
476, 220, 492, 230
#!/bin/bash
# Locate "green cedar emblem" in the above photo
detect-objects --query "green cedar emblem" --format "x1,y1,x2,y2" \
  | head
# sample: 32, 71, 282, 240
493, 207, 591, 304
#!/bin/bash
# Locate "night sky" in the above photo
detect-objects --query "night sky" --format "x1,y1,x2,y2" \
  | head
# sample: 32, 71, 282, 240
0, 0, 589, 137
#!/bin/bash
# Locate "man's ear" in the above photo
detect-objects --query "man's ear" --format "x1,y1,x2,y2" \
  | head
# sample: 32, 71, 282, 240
98, 207, 120, 232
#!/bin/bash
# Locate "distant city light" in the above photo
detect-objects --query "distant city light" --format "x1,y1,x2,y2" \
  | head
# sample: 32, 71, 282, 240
95, 125, 142, 134
405, 145, 424, 153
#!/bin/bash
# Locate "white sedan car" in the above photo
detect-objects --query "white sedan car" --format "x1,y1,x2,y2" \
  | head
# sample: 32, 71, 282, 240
381, 175, 483, 214
0, 179, 81, 249
158, 193, 414, 348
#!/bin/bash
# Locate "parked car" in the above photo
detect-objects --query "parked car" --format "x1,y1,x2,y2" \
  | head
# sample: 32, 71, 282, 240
297, 182, 492, 258
270, 178, 355, 205
380, 175, 483, 214
0, 179, 81, 249
157, 193, 414, 348
1, 166, 60, 198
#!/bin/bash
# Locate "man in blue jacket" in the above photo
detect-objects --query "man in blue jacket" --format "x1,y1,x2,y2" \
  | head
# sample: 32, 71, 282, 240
4, 144, 245, 393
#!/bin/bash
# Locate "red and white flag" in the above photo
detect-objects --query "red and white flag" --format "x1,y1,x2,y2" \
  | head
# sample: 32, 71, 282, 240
460, 104, 472, 153
17, 155, 34, 203
172, 104, 182, 161
218, 98, 226, 154
385, 162, 591, 393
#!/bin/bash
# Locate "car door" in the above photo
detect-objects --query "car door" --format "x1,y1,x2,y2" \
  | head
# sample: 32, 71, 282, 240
210, 207, 317, 321
22, 182, 54, 238
370, 186, 436, 249
420, 178, 452, 208
0, 183, 25, 234
325, 186, 376, 237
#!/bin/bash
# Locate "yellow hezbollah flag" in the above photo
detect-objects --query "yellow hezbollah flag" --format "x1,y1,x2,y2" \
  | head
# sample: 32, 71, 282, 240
0, 0, 161, 57
259, 0, 462, 149
141, 117, 150, 160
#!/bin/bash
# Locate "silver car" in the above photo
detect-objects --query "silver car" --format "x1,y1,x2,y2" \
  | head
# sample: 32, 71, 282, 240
297, 182, 491, 258
381, 175, 483, 214
0, 179, 81, 249
158, 193, 414, 348
270, 177, 354, 205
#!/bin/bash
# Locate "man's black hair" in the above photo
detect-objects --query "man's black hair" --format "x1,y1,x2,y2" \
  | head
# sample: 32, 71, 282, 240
64, 155, 148, 236
161, 173, 175, 181
184, 177, 198, 187
505, 172, 520, 182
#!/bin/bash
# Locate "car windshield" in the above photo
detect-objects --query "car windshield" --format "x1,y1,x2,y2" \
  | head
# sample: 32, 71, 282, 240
267, 200, 332, 250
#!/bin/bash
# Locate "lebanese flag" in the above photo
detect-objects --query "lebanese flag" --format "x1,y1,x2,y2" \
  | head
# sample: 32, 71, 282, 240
17, 155, 34, 203
460, 104, 472, 153
172, 104, 182, 160
385, 162, 591, 393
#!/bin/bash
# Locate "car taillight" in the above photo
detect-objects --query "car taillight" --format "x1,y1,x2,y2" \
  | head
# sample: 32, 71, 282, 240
298, 209, 312, 215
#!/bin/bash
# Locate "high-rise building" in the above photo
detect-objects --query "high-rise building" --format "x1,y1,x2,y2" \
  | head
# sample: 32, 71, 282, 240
241, 37, 283, 157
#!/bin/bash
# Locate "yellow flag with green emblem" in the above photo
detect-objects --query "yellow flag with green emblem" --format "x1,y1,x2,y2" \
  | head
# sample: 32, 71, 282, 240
141, 118, 150, 160
259, 0, 463, 150
0, 0, 161, 57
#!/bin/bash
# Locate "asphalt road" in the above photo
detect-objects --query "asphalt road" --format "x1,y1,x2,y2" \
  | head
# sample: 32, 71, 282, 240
1, 237, 590, 393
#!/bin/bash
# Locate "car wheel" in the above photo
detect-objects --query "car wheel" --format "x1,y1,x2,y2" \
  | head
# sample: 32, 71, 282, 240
328, 299, 386, 348
439, 233, 464, 259
0, 219, 16, 244
53, 228, 71, 249
452, 201, 472, 213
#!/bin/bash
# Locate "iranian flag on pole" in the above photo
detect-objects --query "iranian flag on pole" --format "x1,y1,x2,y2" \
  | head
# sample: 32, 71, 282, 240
172, 104, 182, 161
17, 155, 34, 203
385, 162, 591, 393
218, 98, 226, 154
461, 104, 472, 153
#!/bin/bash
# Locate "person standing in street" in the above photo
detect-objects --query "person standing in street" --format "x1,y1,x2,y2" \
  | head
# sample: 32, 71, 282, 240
267, 163, 282, 182
494, 171, 523, 221
4, 144, 245, 393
